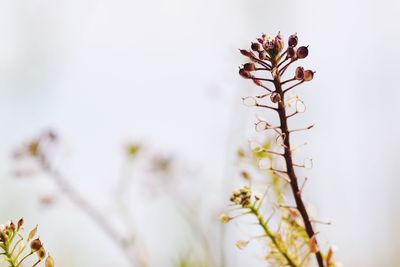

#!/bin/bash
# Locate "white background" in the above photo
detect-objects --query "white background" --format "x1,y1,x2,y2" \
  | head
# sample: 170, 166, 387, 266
1, 0, 400, 266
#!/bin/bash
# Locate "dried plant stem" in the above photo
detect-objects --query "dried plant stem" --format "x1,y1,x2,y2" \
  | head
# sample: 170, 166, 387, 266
38, 156, 146, 267
272, 70, 324, 267
249, 206, 299, 267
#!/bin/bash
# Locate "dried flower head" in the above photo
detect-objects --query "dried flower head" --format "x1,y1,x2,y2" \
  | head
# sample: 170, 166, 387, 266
230, 186, 252, 207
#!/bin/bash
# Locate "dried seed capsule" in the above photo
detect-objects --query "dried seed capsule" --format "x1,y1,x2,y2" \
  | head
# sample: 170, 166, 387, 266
37, 246, 46, 260
270, 92, 281, 103
296, 46, 309, 59
17, 218, 24, 230
28, 225, 38, 241
239, 68, 252, 79
239, 49, 254, 58
243, 63, 256, 71
295, 67, 305, 80
9, 222, 16, 232
45, 254, 55, 267
288, 34, 298, 47
31, 238, 43, 252
251, 42, 261, 52
304, 70, 314, 81
242, 96, 257, 106
286, 47, 296, 59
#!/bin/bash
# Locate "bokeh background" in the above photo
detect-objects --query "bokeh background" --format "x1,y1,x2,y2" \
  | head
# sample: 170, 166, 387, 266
1, 0, 400, 266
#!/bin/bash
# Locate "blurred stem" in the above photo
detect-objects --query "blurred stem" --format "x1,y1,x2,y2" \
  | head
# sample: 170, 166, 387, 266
38, 156, 147, 267
1, 241, 17, 267
249, 206, 299, 267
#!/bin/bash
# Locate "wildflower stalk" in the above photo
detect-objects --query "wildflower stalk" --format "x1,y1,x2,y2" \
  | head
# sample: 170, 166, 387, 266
271, 59, 325, 267
248, 205, 299, 267
234, 33, 329, 267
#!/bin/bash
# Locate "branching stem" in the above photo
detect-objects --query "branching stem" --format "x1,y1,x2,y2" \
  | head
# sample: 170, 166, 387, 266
272, 62, 325, 267
249, 206, 299, 267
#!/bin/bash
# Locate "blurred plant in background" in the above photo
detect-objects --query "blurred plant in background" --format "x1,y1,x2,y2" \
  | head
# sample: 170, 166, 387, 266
11, 130, 223, 267
221, 33, 339, 267
0, 219, 54, 267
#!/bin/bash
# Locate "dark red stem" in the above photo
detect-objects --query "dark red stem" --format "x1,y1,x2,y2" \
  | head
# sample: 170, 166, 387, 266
272, 61, 325, 267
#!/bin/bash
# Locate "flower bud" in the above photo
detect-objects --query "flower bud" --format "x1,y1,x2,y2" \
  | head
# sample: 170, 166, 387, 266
243, 63, 256, 71
28, 141, 40, 156
295, 67, 305, 80
236, 240, 249, 250
9, 222, 16, 232
218, 214, 231, 223
274, 33, 284, 53
304, 70, 314, 81
239, 68, 252, 79
251, 42, 261, 52
28, 225, 38, 241
17, 218, 24, 231
288, 34, 298, 47
240, 171, 251, 180
45, 254, 55, 267
296, 46, 309, 59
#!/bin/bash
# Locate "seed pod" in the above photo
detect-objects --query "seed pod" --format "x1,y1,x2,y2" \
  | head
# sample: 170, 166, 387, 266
286, 47, 296, 59
243, 63, 256, 71
16, 218, 24, 231
45, 254, 55, 267
240, 171, 251, 180
28, 225, 38, 241
37, 246, 46, 260
288, 34, 298, 47
251, 42, 261, 52
239, 49, 254, 58
304, 70, 314, 81
9, 222, 16, 232
270, 92, 281, 103
295, 67, 305, 80
236, 240, 249, 250
31, 238, 42, 252
296, 46, 309, 59
239, 68, 252, 79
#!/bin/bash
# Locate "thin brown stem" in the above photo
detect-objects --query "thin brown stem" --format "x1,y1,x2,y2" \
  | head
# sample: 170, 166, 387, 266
283, 81, 305, 94
255, 103, 278, 111
251, 57, 272, 69
272, 64, 325, 267
252, 77, 274, 83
